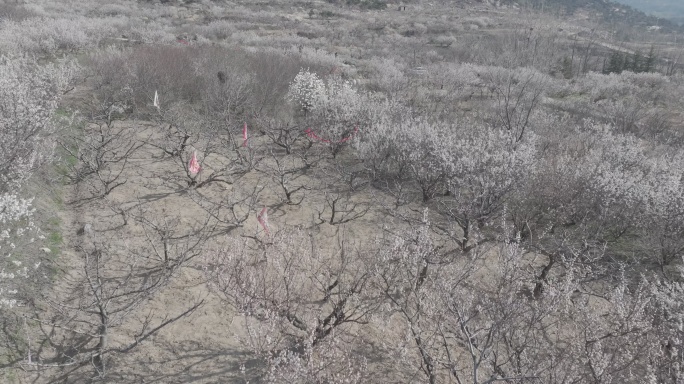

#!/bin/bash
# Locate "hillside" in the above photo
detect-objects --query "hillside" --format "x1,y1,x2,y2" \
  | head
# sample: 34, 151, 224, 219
1, 0, 684, 383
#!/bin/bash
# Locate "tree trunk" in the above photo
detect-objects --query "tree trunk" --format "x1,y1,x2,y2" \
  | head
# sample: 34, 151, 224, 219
93, 310, 108, 375
533, 255, 555, 299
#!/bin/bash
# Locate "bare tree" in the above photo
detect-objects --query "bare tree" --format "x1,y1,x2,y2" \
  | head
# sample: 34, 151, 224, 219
60, 104, 143, 200
316, 191, 370, 226
23, 227, 204, 379
204, 228, 378, 382
258, 148, 310, 205
259, 117, 305, 155
482, 67, 551, 143
187, 182, 264, 236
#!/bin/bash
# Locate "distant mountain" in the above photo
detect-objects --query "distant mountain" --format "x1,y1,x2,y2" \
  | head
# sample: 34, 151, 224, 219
512, 0, 682, 31
612, 0, 684, 25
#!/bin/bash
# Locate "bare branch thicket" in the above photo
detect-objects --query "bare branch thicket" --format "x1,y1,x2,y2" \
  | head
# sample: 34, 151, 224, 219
316, 191, 371, 226
145, 104, 200, 161
434, 238, 566, 384
130, 202, 216, 269
328, 154, 372, 194
370, 212, 660, 384
506, 123, 653, 297
204, 228, 378, 382
194, 46, 257, 121
200, 104, 267, 178
357, 137, 414, 209
232, 138, 265, 176
257, 148, 310, 206
473, 27, 565, 72
375, 175, 415, 210
246, 51, 304, 118
259, 117, 306, 156
588, 74, 678, 144
629, 152, 684, 271
366, 57, 411, 100
368, 214, 533, 384
146, 104, 257, 189
481, 67, 551, 143
129, 45, 203, 110
87, 48, 135, 114
186, 182, 265, 237
639, 110, 675, 144
371, 217, 447, 384
357, 136, 400, 188
643, 207, 684, 270
24, 234, 203, 379
551, 267, 675, 383
313, 155, 373, 227
17, 189, 217, 379
59, 104, 144, 200
354, 106, 417, 208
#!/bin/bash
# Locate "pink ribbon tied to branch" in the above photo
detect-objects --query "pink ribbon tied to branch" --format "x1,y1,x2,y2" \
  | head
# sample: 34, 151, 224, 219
257, 206, 269, 235
188, 151, 201, 175
242, 122, 248, 147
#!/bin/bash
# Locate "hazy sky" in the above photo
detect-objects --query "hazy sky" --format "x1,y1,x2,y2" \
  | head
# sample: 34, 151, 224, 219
612, 0, 684, 21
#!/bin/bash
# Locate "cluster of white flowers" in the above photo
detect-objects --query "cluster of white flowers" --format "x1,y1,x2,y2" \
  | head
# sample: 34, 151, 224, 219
0, 57, 79, 188
0, 193, 36, 309
286, 68, 327, 114
579, 70, 669, 101
0, 57, 77, 309
288, 69, 370, 153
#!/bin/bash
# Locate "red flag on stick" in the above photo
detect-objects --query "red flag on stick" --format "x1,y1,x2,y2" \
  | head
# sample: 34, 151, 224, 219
188, 151, 201, 175
257, 206, 269, 234
242, 122, 248, 147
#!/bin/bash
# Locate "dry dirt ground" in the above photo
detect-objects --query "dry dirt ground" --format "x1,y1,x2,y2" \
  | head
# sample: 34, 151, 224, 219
40, 121, 252, 383
27, 116, 548, 383
22, 85, 435, 383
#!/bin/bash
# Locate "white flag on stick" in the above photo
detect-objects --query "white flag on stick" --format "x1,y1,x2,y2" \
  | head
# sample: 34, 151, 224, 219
257, 206, 269, 234
153, 90, 160, 109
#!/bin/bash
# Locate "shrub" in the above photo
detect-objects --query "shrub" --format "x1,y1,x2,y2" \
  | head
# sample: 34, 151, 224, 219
0, 3, 35, 21
0, 57, 78, 310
